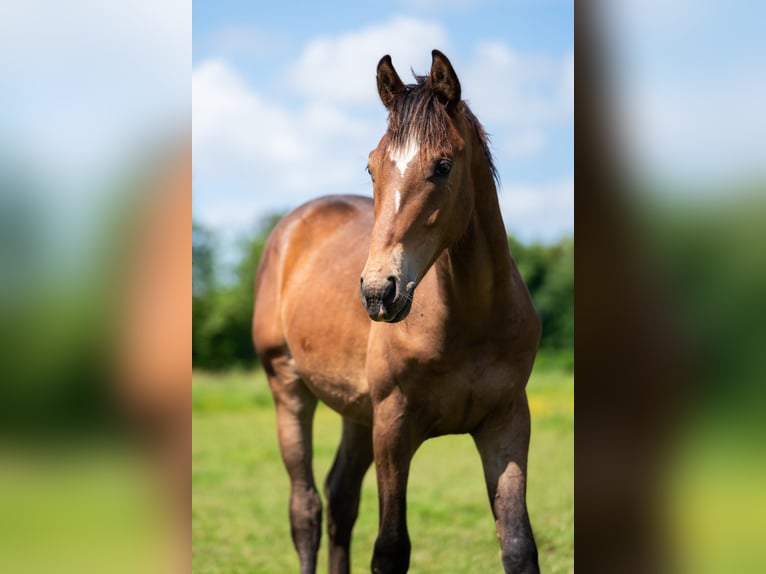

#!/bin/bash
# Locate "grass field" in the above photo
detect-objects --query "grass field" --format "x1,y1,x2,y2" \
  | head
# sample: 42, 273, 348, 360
192, 363, 573, 573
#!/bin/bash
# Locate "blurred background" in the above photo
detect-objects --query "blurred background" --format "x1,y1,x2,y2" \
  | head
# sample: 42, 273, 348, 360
578, 1, 766, 573
2, 0, 765, 572
0, 1, 190, 573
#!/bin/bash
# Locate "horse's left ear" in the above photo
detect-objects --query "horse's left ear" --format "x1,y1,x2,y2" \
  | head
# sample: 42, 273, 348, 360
428, 49, 461, 111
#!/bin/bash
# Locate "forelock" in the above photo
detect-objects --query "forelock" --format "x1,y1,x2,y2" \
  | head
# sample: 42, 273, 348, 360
386, 76, 453, 157
385, 75, 498, 183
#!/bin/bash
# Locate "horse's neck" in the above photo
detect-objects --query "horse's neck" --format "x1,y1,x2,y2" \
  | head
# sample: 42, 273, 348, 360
437, 169, 514, 324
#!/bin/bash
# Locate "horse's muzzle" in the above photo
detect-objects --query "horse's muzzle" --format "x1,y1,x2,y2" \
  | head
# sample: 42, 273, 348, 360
359, 275, 412, 322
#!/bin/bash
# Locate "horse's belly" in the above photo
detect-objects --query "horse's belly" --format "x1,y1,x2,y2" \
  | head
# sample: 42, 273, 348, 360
300, 368, 373, 425
284, 297, 374, 426
285, 323, 372, 424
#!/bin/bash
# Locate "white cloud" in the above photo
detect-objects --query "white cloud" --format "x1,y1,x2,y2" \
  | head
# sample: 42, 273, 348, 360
193, 59, 308, 174
462, 42, 573, 127
286, 16, 449, 105
499, 177, 574, 242
0, 0, 191, 272
193, 58, 380, 182
497, 129, 547, 160
0, 0, 190, 179
616, 74, 766, 186
193, 58, 380, 231
602, 0, 766, 187
193, 18, 574, 244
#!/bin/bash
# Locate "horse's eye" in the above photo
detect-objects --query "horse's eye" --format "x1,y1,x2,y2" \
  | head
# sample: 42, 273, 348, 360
366, 165, 374, 182
434, 159, 452, 177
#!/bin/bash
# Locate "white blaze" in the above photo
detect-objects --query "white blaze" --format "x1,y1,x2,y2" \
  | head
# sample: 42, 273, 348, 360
388, 137, 419, 177
394, 189, 401, 213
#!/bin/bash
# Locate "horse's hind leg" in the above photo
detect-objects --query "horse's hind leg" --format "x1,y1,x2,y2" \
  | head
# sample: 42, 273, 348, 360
472, 392, 539, 574
266, 356, 322, 574
324, 418, 373, 574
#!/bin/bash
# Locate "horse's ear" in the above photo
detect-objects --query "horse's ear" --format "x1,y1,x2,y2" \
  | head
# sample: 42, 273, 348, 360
377, 55, 405, 109
428, 49, 461, 111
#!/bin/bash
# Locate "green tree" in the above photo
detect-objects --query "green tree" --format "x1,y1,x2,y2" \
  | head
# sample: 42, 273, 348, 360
192, 214, 282, 370
192, 221, 216, 367
193, 221, 215, 297
509, 234, 574, 354
193, 219, 573, 371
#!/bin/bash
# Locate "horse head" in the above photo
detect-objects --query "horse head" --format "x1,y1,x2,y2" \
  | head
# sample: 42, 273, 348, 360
361, 50, 481, 322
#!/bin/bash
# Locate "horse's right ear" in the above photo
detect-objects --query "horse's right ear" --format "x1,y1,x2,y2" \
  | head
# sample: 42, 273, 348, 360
377, 55, 405, 109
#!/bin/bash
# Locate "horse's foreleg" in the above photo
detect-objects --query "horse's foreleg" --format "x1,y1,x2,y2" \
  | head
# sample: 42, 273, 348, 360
271, 374, 322, 574
472, 392, 539, 574
324, 418, 374, 574
370, 393, 422, 574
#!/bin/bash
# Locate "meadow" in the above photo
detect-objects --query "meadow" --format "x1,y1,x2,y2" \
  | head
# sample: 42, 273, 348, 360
192, 362, 573, 573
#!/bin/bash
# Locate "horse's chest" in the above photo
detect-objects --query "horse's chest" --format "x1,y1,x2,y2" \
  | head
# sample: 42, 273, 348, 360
383, 354, 519, 436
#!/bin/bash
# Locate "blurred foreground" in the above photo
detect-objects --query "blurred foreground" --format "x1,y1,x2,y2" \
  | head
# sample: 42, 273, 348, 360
0, 140, 191, 573
578, 2, 766, 572
0, 2, 190, 571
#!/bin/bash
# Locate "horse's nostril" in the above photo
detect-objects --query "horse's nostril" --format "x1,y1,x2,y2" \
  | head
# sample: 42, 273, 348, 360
382, 277, 397, 307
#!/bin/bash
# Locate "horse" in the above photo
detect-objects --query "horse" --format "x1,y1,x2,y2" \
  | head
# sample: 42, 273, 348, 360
252, 50, 541, 574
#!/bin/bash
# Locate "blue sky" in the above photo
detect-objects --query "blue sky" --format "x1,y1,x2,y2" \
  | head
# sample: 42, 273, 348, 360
600, 0, 766, 191
3, 0, 765, 288
192, 0, 574, 246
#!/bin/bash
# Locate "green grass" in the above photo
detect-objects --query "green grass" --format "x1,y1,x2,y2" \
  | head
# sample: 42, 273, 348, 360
193, 365, 573, 573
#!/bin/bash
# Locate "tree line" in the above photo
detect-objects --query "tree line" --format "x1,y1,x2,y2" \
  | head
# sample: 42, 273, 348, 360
193, 216, 573, 371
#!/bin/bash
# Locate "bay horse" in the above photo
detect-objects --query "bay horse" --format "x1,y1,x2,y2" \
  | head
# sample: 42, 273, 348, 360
253, 50, 541, 574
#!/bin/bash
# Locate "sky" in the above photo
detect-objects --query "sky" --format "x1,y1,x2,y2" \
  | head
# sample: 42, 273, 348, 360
3, 0, 763, 268
0, 0, 190, 274
599, 0, 766, 192
192, 0, 575, 248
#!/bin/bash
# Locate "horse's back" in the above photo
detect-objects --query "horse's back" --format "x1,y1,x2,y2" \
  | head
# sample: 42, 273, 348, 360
253, 195, 375, 422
